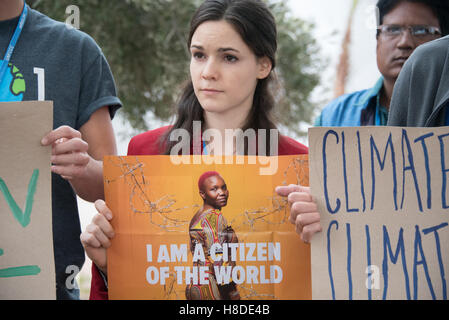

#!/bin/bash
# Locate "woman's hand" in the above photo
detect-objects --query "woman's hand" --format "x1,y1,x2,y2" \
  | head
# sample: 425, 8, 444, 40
80, 200, 115, 274
275, 184, 322, 243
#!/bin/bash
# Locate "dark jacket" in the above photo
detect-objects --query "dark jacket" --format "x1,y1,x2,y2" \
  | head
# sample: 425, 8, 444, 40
388, 36, 449, 127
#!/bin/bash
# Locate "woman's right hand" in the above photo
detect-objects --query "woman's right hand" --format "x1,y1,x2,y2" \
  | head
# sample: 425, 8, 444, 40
80, 200, 115, 274
275, 184, 322, 243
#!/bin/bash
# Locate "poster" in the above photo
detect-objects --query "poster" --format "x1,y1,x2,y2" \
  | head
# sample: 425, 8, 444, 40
104, 154, 311, 300
0, 101, 55, 300
309, 126, 449, 300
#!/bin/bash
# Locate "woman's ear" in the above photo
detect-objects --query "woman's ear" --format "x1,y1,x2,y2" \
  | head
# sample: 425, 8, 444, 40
257, 56, 273, 80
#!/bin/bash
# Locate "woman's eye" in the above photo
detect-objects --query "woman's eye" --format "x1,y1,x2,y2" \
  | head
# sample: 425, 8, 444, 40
224, 55, 238, 63
193, 52, 205, 60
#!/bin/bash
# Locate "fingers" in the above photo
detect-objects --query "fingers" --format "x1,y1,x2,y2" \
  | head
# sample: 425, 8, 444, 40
43, 126, 90, 180
51, 154, 89, 179
287, 190, 313, 204
294, 210, 320, 234
83, 220, 113, 249
95, 199, 113, 220
41, 125, 81, 146
51, 152, 89, 168
275, 184, 307, 197
52, 137, 88, 155
290, 197, 321, 242
290, 199, 317, 223
276, 184, 322, 242
80, 200, 115, 250
299, 222, 323, 244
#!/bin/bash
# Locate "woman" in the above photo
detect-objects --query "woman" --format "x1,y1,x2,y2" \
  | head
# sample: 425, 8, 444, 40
80, 0, 317, 300
186, 171, 240, 300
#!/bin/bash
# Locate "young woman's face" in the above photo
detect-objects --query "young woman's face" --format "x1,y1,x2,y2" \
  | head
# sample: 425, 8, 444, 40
190, 20, 271, 123
199, 175, 229, 209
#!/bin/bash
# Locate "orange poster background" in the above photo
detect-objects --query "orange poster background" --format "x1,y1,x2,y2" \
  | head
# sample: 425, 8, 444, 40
104, 155, 310, 300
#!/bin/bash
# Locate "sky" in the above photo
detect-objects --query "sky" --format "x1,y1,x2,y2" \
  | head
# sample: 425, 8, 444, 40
77, 0, 382, 258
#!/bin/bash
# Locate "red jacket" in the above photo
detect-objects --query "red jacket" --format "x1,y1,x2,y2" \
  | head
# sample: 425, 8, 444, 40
89, 125, 308, 300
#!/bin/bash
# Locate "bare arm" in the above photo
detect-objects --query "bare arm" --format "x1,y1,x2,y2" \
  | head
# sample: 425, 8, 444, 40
41, 106, 117, 202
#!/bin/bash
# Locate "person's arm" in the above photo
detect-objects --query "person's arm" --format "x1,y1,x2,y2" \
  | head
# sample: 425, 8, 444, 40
41, 106, 117, 201
275, 184, 321, 243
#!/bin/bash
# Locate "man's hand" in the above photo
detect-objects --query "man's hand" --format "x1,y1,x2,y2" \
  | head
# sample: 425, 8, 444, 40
41, 125, 90, 180
41, 107, 117, 202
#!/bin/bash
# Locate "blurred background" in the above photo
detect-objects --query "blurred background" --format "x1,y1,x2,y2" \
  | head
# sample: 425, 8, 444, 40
31, 0, 379, 299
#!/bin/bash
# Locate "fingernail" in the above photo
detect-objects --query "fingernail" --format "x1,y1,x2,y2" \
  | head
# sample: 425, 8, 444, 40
41, 138, 48, 145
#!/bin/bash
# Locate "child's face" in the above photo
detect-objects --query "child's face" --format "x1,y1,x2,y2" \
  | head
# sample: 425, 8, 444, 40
190, 20, 271, 125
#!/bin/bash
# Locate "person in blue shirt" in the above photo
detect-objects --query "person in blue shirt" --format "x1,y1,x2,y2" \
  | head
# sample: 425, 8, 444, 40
316, 0, 449, 127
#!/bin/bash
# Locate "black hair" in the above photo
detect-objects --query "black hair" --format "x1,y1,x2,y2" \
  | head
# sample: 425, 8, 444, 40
377, 0, 449, 36
161, 0, 278, 155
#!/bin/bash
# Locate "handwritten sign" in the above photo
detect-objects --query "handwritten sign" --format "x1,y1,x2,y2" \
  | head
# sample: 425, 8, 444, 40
0, 101, 55, 299
309, 127, 449, 300
104, 155, 311, 300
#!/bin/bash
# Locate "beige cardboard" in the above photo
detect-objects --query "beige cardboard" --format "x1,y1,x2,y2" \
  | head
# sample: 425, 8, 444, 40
0, 101, 55, 300
309, 127, 449, 300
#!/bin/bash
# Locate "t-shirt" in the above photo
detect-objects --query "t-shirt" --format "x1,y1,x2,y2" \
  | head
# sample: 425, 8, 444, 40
0, 6, 122, 299
89, 126, 308, 300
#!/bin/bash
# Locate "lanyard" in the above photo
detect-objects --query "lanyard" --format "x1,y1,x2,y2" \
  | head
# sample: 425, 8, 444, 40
202, 140, 208, 155
0, 2, 28, 83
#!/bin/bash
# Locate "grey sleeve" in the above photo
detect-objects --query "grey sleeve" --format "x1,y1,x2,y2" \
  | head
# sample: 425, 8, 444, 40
388, 40, 446, 127
76, 50, 122, 130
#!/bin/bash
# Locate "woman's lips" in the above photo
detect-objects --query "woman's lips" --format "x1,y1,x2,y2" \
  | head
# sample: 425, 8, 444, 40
201, 88, 224, 95
217, 197, 227, 204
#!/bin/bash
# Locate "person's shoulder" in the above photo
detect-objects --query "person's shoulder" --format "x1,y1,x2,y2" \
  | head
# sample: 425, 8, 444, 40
318, 86, 377, 126
127, 126, 172, 156
278, 135, 308, 155
323, 88, 374, 113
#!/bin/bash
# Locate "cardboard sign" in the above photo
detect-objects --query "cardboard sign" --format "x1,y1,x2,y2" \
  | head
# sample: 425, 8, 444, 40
104, 155, 311, 300
309, 127, 449, 300
0, 101, 55, 300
